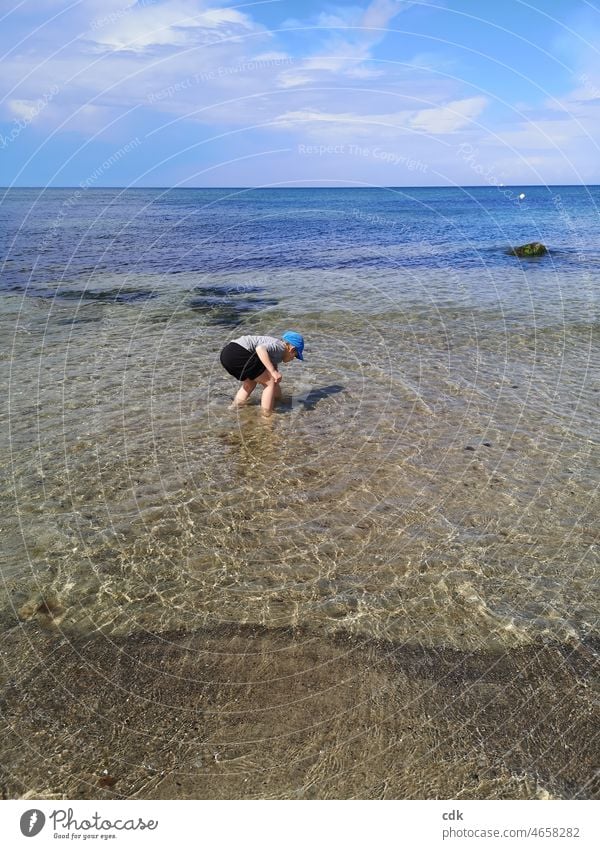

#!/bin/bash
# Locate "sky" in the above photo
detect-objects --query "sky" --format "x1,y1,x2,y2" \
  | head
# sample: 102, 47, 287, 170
1, 0, 600, 187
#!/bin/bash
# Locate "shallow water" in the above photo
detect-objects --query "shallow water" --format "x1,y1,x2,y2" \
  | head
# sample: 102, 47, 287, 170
0, 187, 598, 798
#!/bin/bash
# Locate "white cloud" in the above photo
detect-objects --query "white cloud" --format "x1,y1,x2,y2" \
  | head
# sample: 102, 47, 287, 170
8, 100, 41, 121
411, 96, 488, 134
252, 51, 290, 63
493, 122, 577, 151
270, 106, 422, 144
493, 73, 600, 157
0, 0, 469, 146
11, 1, 583, 185
361, 0, 412, 30
270, 96, 487, 143
0, 0, 274, 133
86, 1, 258, 53
278, 0, 409, 86
276, 73, 313, 89
281, 6, 364, 30
272, 107, 407, 129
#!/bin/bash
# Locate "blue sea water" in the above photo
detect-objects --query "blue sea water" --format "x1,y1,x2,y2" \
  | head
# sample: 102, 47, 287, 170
2, 184, 600, 280
0, 185, 598, 343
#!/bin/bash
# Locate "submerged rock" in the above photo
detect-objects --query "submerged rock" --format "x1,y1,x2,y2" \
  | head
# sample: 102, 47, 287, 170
510, 242, 548, 258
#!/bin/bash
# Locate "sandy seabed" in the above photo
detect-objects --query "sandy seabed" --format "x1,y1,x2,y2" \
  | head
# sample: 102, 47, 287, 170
1, 623, 598, 800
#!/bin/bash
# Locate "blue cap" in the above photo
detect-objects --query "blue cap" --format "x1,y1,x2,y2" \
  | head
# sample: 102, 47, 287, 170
282, 331, 305, 360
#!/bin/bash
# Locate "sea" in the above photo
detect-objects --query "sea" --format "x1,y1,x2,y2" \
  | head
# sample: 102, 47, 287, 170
0, 186, 598, 800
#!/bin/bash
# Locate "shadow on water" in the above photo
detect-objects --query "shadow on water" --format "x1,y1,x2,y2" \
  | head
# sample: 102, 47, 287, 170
288, 384, 345, 411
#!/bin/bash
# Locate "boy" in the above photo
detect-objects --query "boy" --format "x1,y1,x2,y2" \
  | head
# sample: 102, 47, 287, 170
220, 331, 305, 414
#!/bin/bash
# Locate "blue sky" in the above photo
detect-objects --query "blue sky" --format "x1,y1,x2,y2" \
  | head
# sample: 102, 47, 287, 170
1, 0, 599, 186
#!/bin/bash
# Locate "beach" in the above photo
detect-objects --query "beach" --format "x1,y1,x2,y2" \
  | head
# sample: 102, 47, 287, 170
0, 186, 598, 799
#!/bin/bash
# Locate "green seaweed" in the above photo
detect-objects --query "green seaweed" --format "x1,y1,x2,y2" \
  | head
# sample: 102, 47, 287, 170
510, 242, 548, 258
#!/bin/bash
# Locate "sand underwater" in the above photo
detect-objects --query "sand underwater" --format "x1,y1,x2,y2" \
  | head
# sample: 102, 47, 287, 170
0, 187, 599, 799
1, 624, 599, 799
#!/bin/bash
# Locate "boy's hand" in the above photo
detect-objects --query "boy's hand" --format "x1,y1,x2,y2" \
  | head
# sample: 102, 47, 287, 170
256, 345, 281, 383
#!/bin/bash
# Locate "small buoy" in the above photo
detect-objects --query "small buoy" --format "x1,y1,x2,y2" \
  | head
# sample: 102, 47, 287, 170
519, 193, 526, 200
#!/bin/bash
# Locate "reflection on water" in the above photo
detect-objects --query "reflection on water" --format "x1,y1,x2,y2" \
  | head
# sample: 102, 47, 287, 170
1, 268, 597, 650
0, 261, 598, 798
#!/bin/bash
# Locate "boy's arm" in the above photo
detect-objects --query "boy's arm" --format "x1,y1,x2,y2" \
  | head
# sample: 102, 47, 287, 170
255, 345, 282, 381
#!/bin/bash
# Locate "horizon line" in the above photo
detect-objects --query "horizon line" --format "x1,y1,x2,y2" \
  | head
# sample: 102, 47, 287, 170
1, 183, 599, 190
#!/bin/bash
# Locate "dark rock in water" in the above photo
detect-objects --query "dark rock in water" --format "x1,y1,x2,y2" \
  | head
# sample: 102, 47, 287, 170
189, 294, 278, 326
2, 283, 157, 305
192, 284, 266, 296
18, 593, 65, 630
510, 242, 548, 258
56, 316, 102, 326
55, 288, 157, 304
97, 773, 118, 789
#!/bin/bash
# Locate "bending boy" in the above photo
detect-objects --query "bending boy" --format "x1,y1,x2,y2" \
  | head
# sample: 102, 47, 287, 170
220, 331, 305, 414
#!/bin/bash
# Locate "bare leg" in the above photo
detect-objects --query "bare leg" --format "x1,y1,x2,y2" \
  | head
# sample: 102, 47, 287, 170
231, 378, 257, 408
255, 372, 280, 415
261, 380, 277, 414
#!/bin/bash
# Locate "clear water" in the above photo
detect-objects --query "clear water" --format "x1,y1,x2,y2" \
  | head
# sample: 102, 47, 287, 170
0, 186, 598, 798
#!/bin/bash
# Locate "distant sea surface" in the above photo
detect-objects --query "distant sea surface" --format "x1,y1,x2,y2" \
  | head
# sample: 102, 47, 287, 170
0, 186, 598, 799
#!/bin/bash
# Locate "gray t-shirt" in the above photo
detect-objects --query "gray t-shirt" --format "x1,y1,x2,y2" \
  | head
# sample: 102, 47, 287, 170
232, 335, 286, 366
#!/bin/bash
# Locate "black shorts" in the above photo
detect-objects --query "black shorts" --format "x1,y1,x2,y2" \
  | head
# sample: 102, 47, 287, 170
220, 342, 266, 382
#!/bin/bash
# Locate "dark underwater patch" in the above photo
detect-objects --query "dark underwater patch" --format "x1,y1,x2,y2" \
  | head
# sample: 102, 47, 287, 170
189, 286, 278, 326
53, 288, 157, 304
55, 315, 103, 326
192, 284, 267, 296
1, 282, 157, 305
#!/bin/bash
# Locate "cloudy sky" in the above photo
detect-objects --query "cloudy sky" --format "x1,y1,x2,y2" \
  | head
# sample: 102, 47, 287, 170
1, 0, 599, 186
